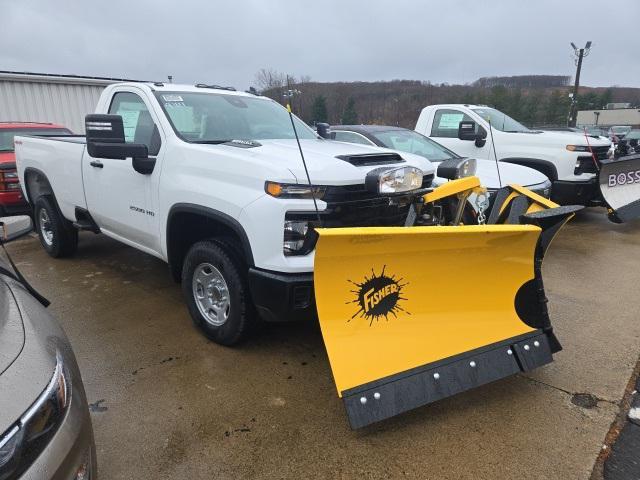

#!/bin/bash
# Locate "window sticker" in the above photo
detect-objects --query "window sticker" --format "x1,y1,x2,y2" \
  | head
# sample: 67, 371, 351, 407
438, 113, 464, 129
162, 94, 184, 102
118, 110, 140, 142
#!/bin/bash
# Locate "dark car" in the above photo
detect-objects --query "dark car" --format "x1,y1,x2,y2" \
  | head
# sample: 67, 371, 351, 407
615, 129, 640, 157
608, 125, 632, 142
0, 216, 96, 479
328, 124, 551, 196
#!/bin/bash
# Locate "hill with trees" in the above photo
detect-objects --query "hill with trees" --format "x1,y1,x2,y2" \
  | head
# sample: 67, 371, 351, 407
253, 69, 640, 128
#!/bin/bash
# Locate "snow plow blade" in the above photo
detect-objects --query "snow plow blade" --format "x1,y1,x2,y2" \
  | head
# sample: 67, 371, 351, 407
598, 154, 640, 223
314, 190, 579, 428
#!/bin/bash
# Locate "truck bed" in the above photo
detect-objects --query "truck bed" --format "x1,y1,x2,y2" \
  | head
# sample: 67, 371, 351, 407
14, 135, 88, 220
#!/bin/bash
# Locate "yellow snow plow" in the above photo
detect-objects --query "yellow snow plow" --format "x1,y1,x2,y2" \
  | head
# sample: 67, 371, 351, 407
314, 177, 580, 428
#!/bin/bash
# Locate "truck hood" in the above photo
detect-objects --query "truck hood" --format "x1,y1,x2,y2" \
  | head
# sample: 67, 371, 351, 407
506, 130, 610, 148
471, 159, 548, 189
238, 139, 435, 185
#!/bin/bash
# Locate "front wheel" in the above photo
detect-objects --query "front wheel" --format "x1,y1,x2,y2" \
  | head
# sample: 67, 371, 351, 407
34, 196, 78, 258
181, 240, 254, 346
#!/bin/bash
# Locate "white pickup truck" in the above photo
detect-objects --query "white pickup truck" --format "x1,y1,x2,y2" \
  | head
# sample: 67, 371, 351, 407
15, 82, 444, 345
415, 104, 612, 207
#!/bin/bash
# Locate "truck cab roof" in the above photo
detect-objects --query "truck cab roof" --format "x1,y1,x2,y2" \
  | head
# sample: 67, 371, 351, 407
122, 82, 257, 99
0, 122, 68, 129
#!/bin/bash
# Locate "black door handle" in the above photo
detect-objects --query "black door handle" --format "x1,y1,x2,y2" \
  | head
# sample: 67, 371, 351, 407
90, 161, 103, 168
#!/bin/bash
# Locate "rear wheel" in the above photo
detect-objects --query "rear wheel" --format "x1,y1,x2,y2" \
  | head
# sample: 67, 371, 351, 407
182, 240, 254, 345
35, 196, 78, 258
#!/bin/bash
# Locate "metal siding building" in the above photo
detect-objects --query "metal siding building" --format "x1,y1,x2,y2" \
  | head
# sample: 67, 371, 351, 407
0, 71, 139, 133
577, 108, 640, 128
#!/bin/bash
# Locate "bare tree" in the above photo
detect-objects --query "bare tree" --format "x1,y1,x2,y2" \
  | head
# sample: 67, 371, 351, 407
254, 68, 286, 91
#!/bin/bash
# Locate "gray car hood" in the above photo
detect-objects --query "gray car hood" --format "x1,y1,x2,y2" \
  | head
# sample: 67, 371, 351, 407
0, 277, 56, 436
0, 279, 24, 375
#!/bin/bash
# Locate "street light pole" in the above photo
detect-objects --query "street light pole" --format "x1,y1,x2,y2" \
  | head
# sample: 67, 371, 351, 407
568, 41, 592, 127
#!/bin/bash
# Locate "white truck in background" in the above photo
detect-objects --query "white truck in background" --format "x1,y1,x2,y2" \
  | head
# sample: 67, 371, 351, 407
14, 82, 444, 346
415, 104, 613, 207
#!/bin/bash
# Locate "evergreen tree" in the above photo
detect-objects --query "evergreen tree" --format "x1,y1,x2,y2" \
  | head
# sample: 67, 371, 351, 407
544, 90, 564, 125
311, 95, 328, 124
505, 89, 523, 121
521, 92, 542, 127
599, 88, 613, 109
341, 97, 358, 124
488, 85, 509, 111
461, 92, 475, 105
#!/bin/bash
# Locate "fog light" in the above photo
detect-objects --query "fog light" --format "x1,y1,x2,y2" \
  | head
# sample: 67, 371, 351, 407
284, 220, 308, 255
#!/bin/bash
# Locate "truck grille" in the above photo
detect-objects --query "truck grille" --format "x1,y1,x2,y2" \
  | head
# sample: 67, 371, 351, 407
590, 145, 610, 162
575, 145, 610, 174
288, 174, 434, 227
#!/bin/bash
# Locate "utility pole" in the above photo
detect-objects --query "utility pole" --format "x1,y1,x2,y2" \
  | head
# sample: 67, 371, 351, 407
568, 41, 592, 127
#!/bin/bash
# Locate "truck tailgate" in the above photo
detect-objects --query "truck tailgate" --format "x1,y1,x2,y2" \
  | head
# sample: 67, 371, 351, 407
15, 136, 88, 219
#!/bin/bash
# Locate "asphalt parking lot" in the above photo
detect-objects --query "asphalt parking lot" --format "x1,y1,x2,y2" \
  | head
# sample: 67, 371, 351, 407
6, 207, 640, 479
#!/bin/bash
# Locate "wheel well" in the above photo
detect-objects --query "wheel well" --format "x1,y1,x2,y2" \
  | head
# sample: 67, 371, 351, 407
24, 168, 54, 204
500, 158, 558, 182
166, 209, 253, 282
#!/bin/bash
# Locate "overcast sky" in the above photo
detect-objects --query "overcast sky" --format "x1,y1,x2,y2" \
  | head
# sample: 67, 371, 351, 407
2, 0, 638, 89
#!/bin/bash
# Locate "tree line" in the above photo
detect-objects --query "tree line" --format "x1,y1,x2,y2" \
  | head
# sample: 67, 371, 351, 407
253, 69, 640, 129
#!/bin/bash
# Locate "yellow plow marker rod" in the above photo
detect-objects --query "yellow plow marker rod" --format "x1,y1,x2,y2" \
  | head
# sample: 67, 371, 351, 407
313, 224, 541, 397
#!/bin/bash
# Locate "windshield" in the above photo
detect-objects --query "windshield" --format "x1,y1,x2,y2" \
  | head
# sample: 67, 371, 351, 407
0, 128, 71, 152
155, 91, 316, 143
611, 126, 632, 134
625, 130, 640, 140
372, 129, 458, 162
471, 107, 530, 133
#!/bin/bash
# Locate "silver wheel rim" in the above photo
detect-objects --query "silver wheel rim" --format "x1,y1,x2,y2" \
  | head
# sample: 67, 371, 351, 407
39, 208, 54, 246
192, 263, 230, 327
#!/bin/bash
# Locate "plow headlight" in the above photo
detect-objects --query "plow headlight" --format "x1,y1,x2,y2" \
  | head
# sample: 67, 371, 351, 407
566, 145, 591, 152
365, 166, 423, 195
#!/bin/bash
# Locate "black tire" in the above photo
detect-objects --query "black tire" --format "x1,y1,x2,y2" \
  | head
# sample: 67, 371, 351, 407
181, 240, 254, 346
34, 196, 78, 258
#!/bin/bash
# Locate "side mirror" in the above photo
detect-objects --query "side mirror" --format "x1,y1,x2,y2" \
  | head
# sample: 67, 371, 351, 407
458, 121, 477, 141
458, 121, 487, 147
85, 114, 148, 160
316, 123, 331, 139
0, 216, 33, 243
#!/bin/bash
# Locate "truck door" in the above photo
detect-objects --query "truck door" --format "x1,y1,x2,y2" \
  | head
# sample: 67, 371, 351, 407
429, 108, 490, 160
83, 89, 164, 254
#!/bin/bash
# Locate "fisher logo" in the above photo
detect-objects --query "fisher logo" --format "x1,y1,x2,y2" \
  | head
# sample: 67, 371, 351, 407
608, 170, 640, 188
348, 266, 408, 325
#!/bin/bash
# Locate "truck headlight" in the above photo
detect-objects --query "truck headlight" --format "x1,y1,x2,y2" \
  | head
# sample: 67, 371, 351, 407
365, 166, 423, 194
0, 352, 69, 479
566, 145, 591, 152
283, 217, 320, 256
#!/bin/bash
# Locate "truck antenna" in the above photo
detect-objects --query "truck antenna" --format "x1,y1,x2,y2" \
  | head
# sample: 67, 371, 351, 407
286, 102, 322, 224
487, 119, 503, 188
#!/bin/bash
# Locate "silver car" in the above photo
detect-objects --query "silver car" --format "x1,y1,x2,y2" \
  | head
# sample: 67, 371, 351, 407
0, 216, 96, 479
